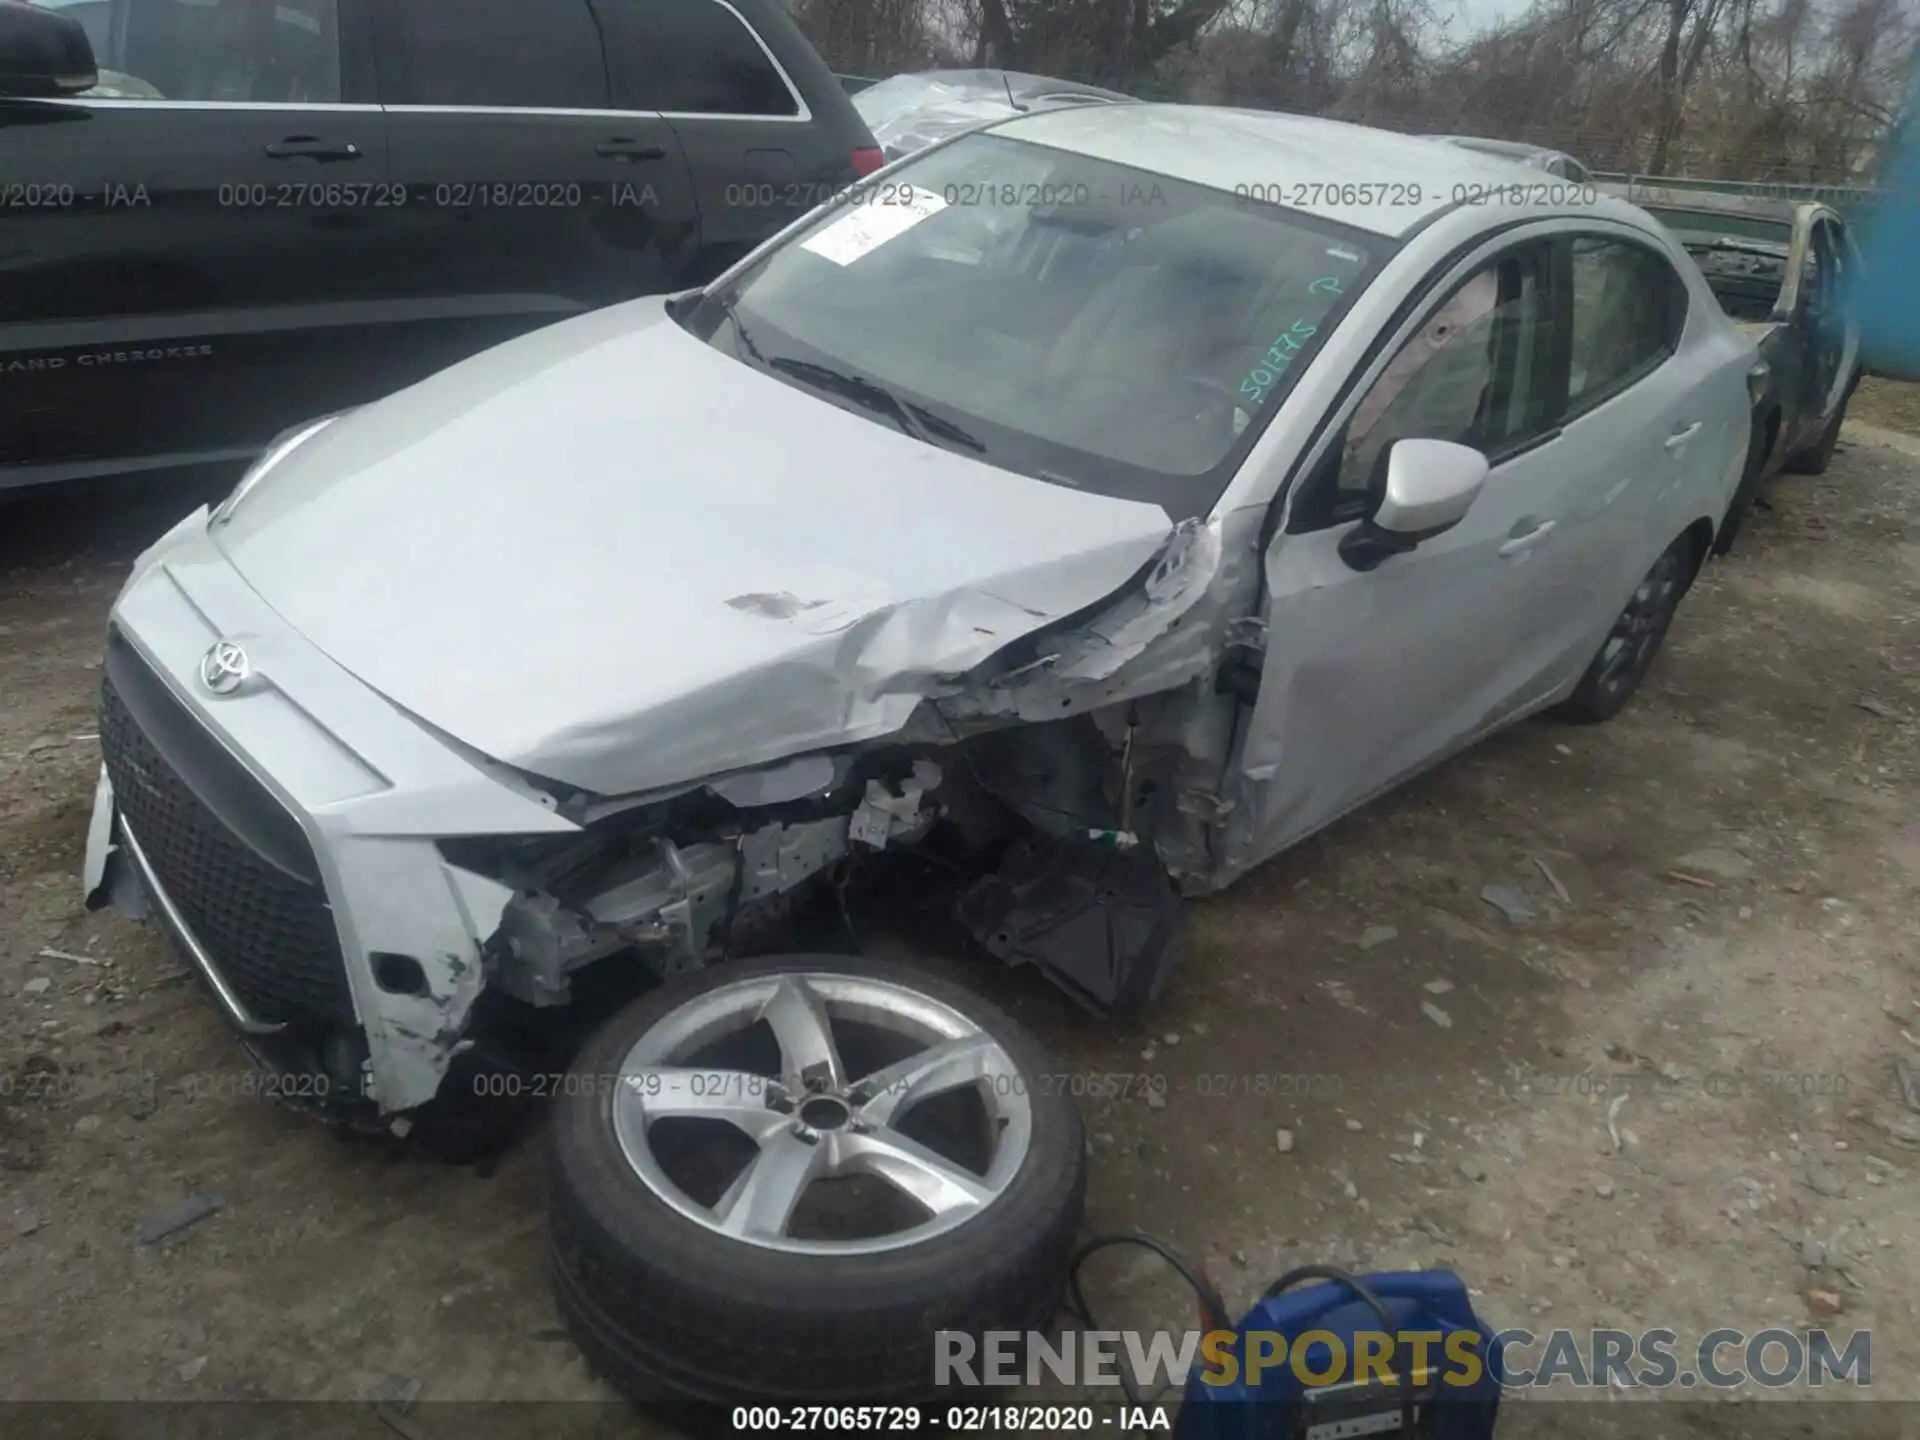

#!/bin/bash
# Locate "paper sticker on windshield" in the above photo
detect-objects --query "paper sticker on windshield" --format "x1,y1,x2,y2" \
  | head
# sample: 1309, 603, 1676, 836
802, 186, 949, 266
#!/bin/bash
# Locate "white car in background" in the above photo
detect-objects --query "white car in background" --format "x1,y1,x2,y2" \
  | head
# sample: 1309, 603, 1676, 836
851, 66, 1134, 159
84, 104, 1755, 1409
1435, 133, 1596, 183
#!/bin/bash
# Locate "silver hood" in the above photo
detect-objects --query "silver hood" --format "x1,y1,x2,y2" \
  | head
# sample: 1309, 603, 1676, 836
210, 298, 1176, 798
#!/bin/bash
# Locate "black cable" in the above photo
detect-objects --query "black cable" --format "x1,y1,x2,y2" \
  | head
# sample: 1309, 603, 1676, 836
834, 851, 863, 955
1064, 1231, 1231, 1409
1262, 1265, 1419, 1438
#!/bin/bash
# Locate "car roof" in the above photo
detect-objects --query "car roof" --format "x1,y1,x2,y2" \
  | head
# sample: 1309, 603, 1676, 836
989, 104, 1534, 237
923, 68, 1133, 103
1629, 190, 1810, 226
1645, 213, 1794, 248
1439, 135, 1559, 161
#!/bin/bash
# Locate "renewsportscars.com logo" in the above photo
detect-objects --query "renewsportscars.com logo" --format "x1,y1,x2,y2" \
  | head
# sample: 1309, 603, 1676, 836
936, 1325, 1872, 1391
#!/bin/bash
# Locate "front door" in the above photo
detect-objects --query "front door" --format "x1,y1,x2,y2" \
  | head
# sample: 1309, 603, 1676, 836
1814, 216, 1861, 417
1, 0, 392, 481
1232, 236, 1568, 864
368, 0, 701, 390
1797, 215, 1848, 439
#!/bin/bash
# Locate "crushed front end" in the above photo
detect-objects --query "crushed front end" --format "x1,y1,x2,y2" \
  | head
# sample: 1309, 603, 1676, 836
85, 490, 1257, 1135
84, 505, 577, 1129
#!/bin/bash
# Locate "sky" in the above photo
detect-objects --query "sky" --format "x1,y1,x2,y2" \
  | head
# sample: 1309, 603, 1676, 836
1449, 0, 1540, 38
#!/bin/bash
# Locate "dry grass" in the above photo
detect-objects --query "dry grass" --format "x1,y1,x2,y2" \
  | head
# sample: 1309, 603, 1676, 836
1850, 376, 1920, 437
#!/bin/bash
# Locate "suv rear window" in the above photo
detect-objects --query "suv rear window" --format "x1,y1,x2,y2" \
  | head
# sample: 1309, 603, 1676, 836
385, 0, 608, 109
596, 0, 798, 116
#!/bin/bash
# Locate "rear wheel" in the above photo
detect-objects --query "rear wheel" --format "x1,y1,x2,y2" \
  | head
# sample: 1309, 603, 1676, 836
1553, 537, 1691, 725
546, 955, 1087, 1407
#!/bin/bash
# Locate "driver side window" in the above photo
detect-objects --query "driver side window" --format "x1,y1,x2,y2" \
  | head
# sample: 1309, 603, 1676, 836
1296, 242, 1553, 529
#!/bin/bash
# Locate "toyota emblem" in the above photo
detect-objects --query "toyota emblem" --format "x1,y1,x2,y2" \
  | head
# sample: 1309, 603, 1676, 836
199, 640, 251, 696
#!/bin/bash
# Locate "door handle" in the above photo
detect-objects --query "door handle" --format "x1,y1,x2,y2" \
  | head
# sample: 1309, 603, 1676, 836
596, 138, 667, 161
1497, 519, 1556, 558
264, 136, 362, 161
1664, 421, 1704, 451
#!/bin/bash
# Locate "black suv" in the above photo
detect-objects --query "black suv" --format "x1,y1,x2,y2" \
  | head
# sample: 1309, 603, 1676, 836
0, 0, 880, 490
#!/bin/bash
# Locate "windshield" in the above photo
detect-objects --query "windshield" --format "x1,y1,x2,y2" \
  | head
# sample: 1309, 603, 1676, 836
1643, 206, 1791, 246
685, 132, 1382, 521
1645, 207, 1791, 323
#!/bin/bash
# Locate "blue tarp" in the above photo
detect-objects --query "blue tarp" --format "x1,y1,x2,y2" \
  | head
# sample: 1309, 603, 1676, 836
1857, 62, 1920, 381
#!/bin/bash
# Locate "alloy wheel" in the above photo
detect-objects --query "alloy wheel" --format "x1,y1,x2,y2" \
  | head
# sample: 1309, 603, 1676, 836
1594, 549, 1684, 704
608, 972, 1033, 1254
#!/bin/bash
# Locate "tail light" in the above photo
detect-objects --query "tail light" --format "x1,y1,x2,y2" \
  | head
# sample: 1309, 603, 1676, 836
852, 146, 885, 176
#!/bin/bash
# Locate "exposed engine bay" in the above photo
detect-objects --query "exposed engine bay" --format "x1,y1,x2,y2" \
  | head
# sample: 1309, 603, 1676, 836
441, 704, 1195, 1028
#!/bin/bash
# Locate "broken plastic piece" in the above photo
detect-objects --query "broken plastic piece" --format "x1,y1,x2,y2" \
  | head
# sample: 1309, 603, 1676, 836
848, 760, 942, 851
137, 1191, 224, 1245
956, 832, 1183, 1014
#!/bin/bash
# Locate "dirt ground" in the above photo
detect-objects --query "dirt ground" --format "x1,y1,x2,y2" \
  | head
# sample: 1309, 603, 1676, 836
1852, 377, 1920, 438
2, 411, 1918, 1433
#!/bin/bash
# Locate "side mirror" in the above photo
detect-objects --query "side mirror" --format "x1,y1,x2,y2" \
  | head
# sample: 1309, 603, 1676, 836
0, 0, 97, 99
1338, 438, 1489, 573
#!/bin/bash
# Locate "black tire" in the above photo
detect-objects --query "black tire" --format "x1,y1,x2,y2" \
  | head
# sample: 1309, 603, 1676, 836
547, 953, 1087, 1410
1786, 371, 1857, 476
1552, 535, 1693, 725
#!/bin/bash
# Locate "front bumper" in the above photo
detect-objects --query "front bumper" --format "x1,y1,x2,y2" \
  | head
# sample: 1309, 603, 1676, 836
83, 508, 576, 1116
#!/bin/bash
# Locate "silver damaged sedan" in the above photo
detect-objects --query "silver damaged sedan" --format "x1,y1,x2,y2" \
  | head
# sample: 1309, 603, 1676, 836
85, 103, 1753, 1238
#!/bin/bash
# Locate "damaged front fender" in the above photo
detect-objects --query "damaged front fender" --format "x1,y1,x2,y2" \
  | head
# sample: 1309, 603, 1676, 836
939, 514, 1247, 725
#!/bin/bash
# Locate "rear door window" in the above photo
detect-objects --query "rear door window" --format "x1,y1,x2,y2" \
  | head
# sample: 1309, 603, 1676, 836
383, 0, 608, 108
1566, 236, 1687, 411
597, 0, 799, 116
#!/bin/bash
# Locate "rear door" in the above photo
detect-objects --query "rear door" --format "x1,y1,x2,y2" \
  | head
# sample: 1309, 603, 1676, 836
1504, 228, 1704, 702
368, 0, 700, 386
594, 0, 864, 278
1, 0, 393, 483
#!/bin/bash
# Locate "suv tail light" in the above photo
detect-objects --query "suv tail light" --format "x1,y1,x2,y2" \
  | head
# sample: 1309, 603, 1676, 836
852, 146, 885, 176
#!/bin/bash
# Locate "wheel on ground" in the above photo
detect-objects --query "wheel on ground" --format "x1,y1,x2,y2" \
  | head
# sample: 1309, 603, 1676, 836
1786, 372, 1858, 475
546, 954, 1087, 1407
1553, 536, 1692, 724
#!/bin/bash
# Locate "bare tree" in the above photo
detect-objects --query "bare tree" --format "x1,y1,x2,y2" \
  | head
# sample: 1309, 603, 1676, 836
784, 0, 1920, 185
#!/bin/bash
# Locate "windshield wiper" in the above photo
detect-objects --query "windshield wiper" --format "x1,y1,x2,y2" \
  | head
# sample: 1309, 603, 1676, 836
767, 358, 985, 454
